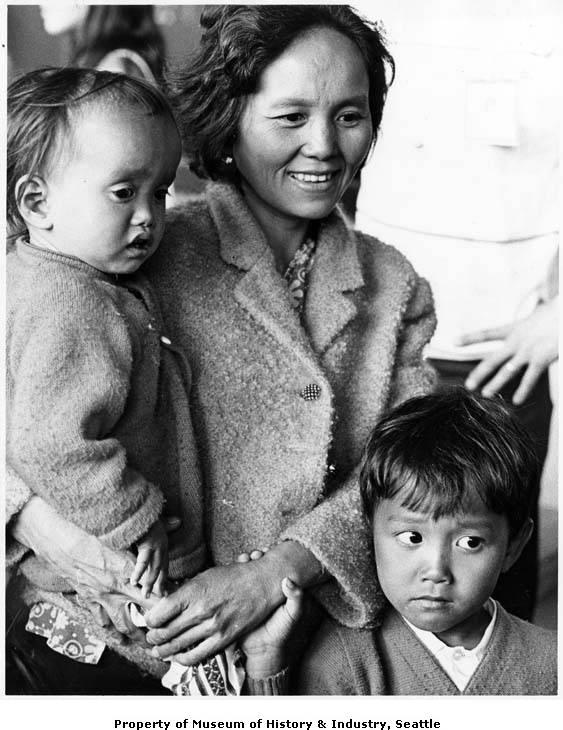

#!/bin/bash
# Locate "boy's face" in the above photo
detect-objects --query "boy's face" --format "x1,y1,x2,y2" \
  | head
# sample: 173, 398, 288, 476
372, 493, 524, 648
36, 106, 181, 275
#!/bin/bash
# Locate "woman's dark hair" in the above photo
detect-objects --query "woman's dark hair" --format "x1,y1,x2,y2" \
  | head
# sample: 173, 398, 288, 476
359, 388, 538, 537
7, 66, 176, 238
167, 4, 394, 181
70, 5, 165, 82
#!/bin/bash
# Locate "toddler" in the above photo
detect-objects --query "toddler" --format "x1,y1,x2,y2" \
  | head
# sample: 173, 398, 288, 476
6, 67, 239, 694
246, 389, 557, 694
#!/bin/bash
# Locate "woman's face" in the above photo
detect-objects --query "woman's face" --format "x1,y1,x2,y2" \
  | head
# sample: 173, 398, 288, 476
233, 27, 373, 230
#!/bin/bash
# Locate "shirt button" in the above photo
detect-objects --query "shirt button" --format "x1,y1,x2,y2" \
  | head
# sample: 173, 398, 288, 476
160, 335, 172, 346
300, 383, 321, 401
453, 648, 464, 660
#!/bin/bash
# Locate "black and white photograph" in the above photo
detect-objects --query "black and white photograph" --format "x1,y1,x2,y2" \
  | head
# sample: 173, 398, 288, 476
2, 1, 560, 725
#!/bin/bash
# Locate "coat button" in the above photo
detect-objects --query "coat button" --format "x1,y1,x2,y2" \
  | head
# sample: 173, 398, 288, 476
327, 462, 337, 474
300, 383, 321, 401
160, 335, 172, 345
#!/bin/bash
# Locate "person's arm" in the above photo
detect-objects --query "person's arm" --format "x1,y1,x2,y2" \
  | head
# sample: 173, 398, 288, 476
10, 494, 155, 641
8, 288, 164, 550
458, 297, 558, 404
281, 272, 436, 627
144, 540, 323, 665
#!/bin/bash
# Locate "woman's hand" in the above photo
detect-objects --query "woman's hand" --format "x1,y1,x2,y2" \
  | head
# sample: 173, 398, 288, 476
458, 298, 558, 404
144, 540, 324, 665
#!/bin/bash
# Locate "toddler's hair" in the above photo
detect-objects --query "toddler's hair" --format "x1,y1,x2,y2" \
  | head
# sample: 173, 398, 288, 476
7, 66, 176, 237
359, 388, 538, 536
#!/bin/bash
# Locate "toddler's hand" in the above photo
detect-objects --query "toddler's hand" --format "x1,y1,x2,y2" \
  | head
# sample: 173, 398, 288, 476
240, 576, 303, 679
131, 520, 168, 598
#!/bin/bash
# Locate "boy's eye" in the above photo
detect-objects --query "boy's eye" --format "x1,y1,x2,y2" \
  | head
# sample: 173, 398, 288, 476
457, 536, 483, 550
397, 531, 423, 545
111, 186, 135, 201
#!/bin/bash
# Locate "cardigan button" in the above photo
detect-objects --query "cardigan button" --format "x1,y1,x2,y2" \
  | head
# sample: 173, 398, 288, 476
327, 462, 337, 475
299, 383, 321, 400
300, 383, 321, 401
160, 335, 172, 346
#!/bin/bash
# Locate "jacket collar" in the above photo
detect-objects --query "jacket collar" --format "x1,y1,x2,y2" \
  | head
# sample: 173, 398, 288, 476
206, 182, 365, 359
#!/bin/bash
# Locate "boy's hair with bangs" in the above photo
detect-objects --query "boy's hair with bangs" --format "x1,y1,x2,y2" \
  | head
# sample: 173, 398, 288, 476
7, 66, 176, 238
359, 388, 538, 536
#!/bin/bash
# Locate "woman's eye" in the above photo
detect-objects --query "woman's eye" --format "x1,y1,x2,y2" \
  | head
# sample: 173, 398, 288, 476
338, 111, 364, 126
278, 113, 305, 125
457, 536, 484, 550
111, 186, 135, 201
397, 531, 423, 545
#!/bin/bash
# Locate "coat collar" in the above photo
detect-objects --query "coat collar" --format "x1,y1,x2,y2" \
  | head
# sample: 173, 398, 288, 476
206, 182, 365, 359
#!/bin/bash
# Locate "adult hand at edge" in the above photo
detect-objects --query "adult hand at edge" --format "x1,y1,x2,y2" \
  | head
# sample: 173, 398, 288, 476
457, 298, 558, 405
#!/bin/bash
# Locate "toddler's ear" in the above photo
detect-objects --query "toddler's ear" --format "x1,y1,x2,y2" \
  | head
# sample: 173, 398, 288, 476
15, 174, 52, 230
501, 518, 533, 573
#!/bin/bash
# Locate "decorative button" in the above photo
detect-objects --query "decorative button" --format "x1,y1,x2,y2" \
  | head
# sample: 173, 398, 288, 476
160, 335, 172, 345
300, 383, 321, 401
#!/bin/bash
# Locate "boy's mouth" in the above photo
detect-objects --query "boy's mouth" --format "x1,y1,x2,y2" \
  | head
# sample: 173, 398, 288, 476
127, 234, 152, 252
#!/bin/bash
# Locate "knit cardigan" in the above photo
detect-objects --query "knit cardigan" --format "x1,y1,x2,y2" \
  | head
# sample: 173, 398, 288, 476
6, 241, 205, 677
298, 605, 557, 695
145, 182, 436, 628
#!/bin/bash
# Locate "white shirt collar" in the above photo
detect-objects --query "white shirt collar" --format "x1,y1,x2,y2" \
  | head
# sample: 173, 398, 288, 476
402, 599, 498, 691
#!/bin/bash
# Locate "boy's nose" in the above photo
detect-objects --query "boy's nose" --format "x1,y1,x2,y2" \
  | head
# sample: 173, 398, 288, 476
420, 547, 452, 584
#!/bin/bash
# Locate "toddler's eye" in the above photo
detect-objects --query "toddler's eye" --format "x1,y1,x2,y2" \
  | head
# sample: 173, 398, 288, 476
457, 536, 483, 550
397, 531, 423, 545
111, 186, 135, 201
155, 188, 170, 202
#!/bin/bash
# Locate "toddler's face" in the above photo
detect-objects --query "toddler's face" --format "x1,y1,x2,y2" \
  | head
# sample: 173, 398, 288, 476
39, 106, 181, 275
372, 493, 518, 648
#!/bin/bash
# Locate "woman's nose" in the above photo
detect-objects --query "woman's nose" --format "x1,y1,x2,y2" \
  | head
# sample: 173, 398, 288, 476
302, 118, 337, 159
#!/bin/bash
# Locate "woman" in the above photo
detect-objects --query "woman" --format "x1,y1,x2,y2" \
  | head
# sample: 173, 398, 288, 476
7, 5, 435, 692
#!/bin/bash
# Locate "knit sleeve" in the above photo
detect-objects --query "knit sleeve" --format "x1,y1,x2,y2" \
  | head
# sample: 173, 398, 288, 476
281, 273, 437, 629
7, 284, 164, 550
5, 464, 34, 568
387, 274, 437, 408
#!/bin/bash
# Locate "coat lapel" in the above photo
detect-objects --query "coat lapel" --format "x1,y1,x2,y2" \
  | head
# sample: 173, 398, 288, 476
305, 211, 365, 356
206, 184, 318, 367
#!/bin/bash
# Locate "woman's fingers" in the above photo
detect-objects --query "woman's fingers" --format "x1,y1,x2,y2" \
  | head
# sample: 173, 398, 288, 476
480, 359, 524, 398
165, 636, 226, 667
149, 619, 217, 663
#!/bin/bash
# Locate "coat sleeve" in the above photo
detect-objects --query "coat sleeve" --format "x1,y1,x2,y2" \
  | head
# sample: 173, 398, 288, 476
281, 273, 437, 628
7, 286, 164, 551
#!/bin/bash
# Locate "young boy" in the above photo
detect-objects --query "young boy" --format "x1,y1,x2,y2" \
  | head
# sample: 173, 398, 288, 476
245, 389, 557, 694
6, 67, 215, 693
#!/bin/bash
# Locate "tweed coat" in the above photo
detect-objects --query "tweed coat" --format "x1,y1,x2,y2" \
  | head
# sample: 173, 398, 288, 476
146, 182, 436, 628
298, 604, 557, 694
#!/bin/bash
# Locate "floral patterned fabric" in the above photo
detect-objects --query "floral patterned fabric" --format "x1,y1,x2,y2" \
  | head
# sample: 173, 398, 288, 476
26, 601, 106, 664
284, 237, 317, 316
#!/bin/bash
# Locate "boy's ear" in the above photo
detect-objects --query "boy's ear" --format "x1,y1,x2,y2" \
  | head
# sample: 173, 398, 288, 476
15, 174, 52, 230
501, 518, 533, 574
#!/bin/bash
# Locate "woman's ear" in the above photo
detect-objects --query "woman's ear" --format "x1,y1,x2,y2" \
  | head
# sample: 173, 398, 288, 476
501, 518, 534, 573
15, 174, 52, 230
